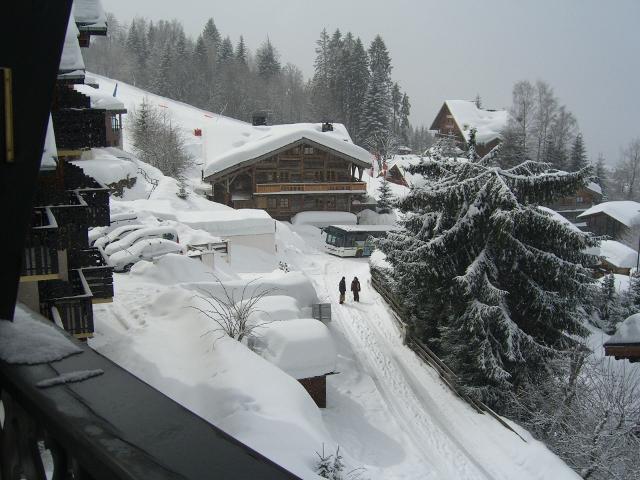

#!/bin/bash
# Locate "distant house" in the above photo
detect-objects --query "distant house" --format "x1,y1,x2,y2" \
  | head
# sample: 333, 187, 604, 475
255, 318, 337, 408
545, 181, 603, 224
586, 240, 638, 277
604, 313, 640, 363
429, 100, 508, 157
577, 201, 640, 243
384, 155, 425, 188
203, 123, 372, 220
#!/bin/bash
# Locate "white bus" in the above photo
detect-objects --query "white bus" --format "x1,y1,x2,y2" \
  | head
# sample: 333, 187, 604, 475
323, 224, 395, 257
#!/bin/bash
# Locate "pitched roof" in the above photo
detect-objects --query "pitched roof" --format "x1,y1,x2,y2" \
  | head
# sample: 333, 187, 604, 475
585, 240, 638, 269
434, 100, 508, 144
606, 313, 640, 345
203, 123, 372, 180
577, 201, 640, 227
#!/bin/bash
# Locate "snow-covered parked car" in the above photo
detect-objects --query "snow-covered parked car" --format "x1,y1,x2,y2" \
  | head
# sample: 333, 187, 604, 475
93, 223, 145, 249
104, 227, 179, 256
108, 239, 186, 272
88, 213, 139, 244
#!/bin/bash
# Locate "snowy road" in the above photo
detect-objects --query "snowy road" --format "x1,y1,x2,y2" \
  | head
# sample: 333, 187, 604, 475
284, 224, 578, 480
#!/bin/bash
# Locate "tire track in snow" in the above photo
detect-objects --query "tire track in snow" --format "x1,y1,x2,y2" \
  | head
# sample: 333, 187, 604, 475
320, 260, 490, 480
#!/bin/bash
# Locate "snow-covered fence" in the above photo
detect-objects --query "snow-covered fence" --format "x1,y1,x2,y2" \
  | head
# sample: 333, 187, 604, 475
370, 265, 526, 441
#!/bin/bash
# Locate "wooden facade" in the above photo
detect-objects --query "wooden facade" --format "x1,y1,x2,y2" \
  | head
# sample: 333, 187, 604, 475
579, 212, 628, 240
545, 186, 602, 223
206, 140, 369, 220
604, 343, 640, 363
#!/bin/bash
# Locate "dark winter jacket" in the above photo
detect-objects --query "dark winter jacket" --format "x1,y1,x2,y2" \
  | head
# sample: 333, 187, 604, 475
339, 278, 346, 294
351, 279, 361, 293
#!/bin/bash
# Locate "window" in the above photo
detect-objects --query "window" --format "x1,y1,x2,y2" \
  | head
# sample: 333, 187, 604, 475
111, 114, 121, 131
304, 146, 314, 155
576, 196, 584, 204
268, 197, 277, 209
279, 198, 289, 209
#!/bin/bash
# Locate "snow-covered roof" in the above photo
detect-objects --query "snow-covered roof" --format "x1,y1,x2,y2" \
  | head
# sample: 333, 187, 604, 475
326, 224, 395, 233
606, 313, 640, 345
577, 201, 640, 227
585, 240, 637, 269
59, 13, 85, 74
73, 0, 107, 32
538, 206, 582, 232
41, 115, 58, 170
259, 319, 337, 379
203, 123, 372, 179
440, 100, 508, 144
74, 84, 126, 112
586, 181, 603, 196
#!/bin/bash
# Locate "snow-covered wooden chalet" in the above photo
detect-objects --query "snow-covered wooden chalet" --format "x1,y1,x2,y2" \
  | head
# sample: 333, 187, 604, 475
545, 181, 603, 224
604, 313, 640, 362
203, 122, 372, 220
577, 201, 640, 243
430, 100, 508, 157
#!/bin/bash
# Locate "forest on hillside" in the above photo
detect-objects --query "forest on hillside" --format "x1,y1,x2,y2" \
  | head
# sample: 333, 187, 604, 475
84, 15, 434, 155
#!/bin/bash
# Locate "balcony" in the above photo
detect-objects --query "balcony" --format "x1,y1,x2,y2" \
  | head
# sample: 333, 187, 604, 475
0, 305, 300, 479
40, 269, 94, 338
71, 247, 114, 303
255, 181, 367, 194
21, 207, 60, 281
51, 108, 107, 151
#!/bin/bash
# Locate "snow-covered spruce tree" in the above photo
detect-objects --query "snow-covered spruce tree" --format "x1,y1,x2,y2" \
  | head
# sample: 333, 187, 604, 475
377, 178, 395, 214
376, 149, 597, 406
569, 132, 588, 172
600, 273, 623, 334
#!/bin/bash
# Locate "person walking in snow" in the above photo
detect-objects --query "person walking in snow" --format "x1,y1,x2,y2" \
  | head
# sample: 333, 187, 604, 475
339, 277, 347, 304
351, 276, 361, 302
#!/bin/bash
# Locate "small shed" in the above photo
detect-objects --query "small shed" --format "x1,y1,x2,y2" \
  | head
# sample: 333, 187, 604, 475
604, 313, 640, 362
257, 318, 337, 407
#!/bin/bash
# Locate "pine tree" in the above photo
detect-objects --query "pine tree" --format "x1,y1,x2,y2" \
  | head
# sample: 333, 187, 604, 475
330, 447, 345, 480
256, 39, 281, 79
235, 35, 247, 64
600, 273, 627, 334
570, 133, 588, 172
377, 178, 395, 214
467, 127, 478, 162
377, 152, 596, 407
315, 446, 333, 479
399, 93, 411, 144
475, 94, 482, 109
594, 153, 607, 196
361, 67, 392, 158
216, 36, 234, 66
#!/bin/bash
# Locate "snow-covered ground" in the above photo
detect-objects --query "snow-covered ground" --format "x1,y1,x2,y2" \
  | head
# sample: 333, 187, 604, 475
82, 75, 584, 478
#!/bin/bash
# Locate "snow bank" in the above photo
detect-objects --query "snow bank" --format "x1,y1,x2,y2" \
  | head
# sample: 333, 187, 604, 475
578, 200, 640, 227
259, 319, 337, 379
247, 295, 302, 323
130, 253, 238, 283
291, 211, 357, 227
357, 209, 398, 226
186, 271, 318, 309
607, 313, 640, 344
369, 249, 393, 271
0, 305, 82, 364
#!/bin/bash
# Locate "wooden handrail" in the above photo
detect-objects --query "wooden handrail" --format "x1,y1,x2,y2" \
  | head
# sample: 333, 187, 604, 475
255, 182, 366, 193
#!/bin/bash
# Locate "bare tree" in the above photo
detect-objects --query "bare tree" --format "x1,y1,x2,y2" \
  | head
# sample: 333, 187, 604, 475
617, 138, 640, 200
191, 279, 279, 342
511, 354, 640, 479
533, 80, 558, 162
508, 80, 537, 157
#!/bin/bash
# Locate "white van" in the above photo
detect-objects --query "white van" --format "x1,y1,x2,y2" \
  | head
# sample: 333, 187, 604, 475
104, 227, 180, 256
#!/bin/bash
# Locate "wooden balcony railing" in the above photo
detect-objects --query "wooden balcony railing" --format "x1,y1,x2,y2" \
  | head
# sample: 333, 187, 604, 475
0, 306, 300, 480
21, 207, 59, 279
71, 248, 114, 302
39, 269, 94, 338
255, 182, 367, 194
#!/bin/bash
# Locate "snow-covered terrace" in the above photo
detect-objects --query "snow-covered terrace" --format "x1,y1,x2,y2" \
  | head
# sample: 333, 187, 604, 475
58, 13, 84, 78
203, 123, 373, 180
73, 0, 107, 33
604, 313, 640, 362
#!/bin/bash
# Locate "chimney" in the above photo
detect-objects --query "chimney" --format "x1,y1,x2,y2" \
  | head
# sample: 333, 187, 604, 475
321, 121, 333, 132
252, 111, 267, 126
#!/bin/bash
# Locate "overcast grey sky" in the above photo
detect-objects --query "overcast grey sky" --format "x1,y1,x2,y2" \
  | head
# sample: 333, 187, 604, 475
104, 0, 639, 164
